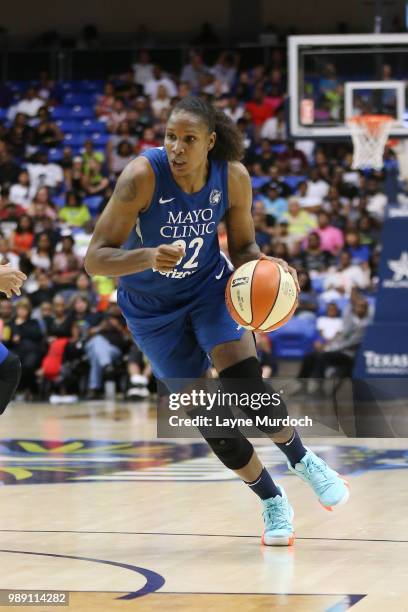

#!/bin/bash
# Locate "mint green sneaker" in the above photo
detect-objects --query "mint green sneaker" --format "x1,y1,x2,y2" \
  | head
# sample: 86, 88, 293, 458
287, 448, 350, 511
261, 486, 295, 546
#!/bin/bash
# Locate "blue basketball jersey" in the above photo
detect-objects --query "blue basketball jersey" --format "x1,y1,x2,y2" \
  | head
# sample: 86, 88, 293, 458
119, 147, 230, 298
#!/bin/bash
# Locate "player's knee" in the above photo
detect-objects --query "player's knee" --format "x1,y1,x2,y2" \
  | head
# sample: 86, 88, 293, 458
219, 357, 289, 434
205, 435, 254, 470
0, 352, 22, 415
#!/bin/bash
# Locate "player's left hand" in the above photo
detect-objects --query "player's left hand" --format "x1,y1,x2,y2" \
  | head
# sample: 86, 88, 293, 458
259, 254, 300, 293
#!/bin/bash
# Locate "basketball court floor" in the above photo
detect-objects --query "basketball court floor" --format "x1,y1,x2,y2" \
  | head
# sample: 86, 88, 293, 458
0, 399, 407, 611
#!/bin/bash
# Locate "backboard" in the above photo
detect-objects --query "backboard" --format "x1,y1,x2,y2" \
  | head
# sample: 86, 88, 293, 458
288, 33, 408, 139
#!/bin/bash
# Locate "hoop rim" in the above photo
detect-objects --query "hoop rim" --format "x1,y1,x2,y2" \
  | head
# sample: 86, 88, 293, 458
347, 114, 395, 127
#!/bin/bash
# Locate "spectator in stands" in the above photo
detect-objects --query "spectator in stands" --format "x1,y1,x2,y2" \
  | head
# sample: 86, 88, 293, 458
81, 159, 109, 197
8, 297, 45, 398
46, 294, 74, 338
106, 120, 138, 167
132, 50, 154, 88
180, 51, 209, 92
213, 52, 238, 89
109, 140, 135, 176
314, 211, 344, 255
252, 200, 273, 251
125, 343, 151, 399
0, 186, 26, 222
246, 87, 273, 129
95, 82, 116, 121
296, 297, 371, 395
316, 302, 343, 345
144, 65, 177, 100
0, 236, 19, 268
9, 214, 35, 255
283, 197, 317, 240
224, 95, 244, 124
5, 113, 35, 158
259, 182, 288, 222
297, 231, 333, 272
296, 270, 318, 318
34, 107, 64, 148
277, 142, 308, 174
0, 299, 13, 343
0, 141, 19, 185
29, 270, 56, 310
30, 231, 54, 271
82, 139, 105, 175
10, 87, 44, 120
305, 166, 330, 204
58, 192, 91, 228
324, 250, 371, 295
107, 98, 128, 132
52, 234, 81, 275
137, 126, 160, 153
344, 229, 371, 264
151, 84, 171, 119
26, 151, 63, 196
357, 214, 379, 249
260, 107, 286, 141
364, 177, 388, 221
28, 187, 57, 223
85, 304, 129, 399
10, 170, 31, 208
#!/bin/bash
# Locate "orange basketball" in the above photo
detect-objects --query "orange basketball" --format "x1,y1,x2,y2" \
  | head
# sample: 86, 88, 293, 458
225, 259, 298, 332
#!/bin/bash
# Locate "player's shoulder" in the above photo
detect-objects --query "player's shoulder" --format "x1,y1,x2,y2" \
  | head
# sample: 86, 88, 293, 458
227, 161, 251, 199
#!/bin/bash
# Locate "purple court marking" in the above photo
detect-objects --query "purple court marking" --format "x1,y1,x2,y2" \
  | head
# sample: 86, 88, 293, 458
0, 549, 165, 600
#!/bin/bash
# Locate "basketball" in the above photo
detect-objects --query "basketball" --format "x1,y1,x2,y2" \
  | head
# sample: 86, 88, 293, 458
225, 259, 298, 331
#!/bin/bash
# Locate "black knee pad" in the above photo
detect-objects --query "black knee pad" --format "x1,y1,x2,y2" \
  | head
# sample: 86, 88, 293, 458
205, 434, 254, 470
219, 357, 289, 434
0, 352, 22, 414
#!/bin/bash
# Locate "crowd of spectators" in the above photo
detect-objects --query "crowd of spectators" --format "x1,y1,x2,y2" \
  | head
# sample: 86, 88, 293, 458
0, 48, 393, 401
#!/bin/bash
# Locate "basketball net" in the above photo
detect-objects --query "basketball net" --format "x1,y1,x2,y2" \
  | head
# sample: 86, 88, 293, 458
347, 114, 394, 170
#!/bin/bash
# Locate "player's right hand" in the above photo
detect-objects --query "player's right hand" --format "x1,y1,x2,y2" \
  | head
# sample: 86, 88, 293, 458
150, 244, 185, 272
0, 264, 27, 298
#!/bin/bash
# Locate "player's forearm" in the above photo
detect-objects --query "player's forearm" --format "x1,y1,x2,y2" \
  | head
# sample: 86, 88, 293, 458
84, 247, 154, 277
229, 243, 261, 269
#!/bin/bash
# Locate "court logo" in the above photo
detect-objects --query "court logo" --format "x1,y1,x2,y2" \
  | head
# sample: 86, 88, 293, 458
384, 252, 408, 288
209, 189, 222, 205
231, 277, 249, 288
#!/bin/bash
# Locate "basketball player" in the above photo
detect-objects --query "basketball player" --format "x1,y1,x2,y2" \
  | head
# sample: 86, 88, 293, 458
85, 97, 349, 546
0, 264, 25, 413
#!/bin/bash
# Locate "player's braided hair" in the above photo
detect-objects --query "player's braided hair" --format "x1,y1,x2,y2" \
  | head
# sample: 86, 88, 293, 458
170, 96, 244, 161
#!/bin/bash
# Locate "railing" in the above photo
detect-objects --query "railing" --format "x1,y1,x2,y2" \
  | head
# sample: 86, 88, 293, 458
0, 43, 285, 82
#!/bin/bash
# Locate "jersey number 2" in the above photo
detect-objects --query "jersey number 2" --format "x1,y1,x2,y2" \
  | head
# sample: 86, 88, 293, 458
173, 238, 203, 269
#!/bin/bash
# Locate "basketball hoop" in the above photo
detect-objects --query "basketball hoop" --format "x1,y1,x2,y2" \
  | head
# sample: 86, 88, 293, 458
347, 114, 394, 170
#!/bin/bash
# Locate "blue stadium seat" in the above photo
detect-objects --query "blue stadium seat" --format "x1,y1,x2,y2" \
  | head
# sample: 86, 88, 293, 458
63, 133, 87, 147
51, 106, 72, 120
81, 119, 108, 133
270, 317, 317, 359
69, 106, 95, 120
90, 133, 109, 147
48, 148, 64, 162
283, 175, 307, 191
77, 80, 104, 92
5, 80, 26, 92
311, 276, 325, 293
0, 108, 7, 121
53, 194, 66, 207
84, 195, 104, 216
251, 176, 270, 190
63, 93, 97, 106
55, 120, 81, 133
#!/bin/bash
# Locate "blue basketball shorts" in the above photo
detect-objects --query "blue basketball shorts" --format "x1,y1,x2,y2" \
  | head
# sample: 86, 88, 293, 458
117, 274, 244, 384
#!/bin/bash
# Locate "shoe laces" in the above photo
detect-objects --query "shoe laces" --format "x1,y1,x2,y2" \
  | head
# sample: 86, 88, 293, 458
301, 454, 336, 495
263, 496, 290, 530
